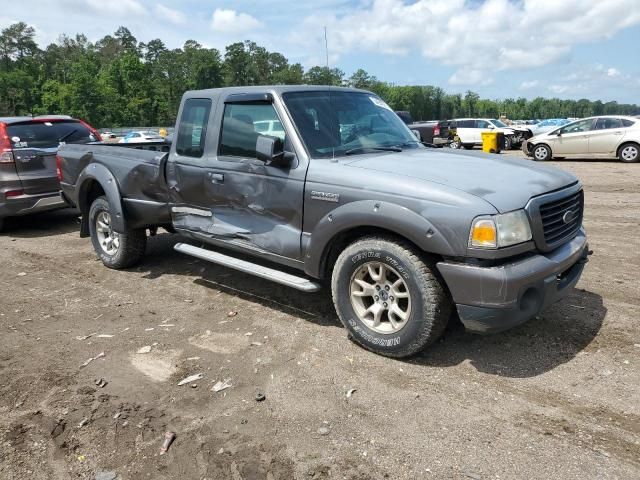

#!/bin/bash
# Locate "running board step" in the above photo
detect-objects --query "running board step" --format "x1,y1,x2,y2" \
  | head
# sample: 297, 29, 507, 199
174, 243, 322, 293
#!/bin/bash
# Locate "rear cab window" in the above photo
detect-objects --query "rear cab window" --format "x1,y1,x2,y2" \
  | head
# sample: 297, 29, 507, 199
7, 120, 97, 149
176, 98, 212, 158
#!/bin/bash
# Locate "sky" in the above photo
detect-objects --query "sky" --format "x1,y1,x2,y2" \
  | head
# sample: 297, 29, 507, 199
2, 0, 640, 103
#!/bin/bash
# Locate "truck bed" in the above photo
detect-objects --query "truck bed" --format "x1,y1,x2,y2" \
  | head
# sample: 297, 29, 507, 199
59, 142, 172, 228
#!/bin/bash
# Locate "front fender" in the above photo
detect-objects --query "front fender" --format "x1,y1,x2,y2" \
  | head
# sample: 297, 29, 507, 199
77, 163, 126, 233
303, 200, 457, 278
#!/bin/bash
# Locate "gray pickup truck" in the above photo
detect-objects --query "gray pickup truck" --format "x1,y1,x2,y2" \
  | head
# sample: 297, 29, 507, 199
58, 86, 589, 358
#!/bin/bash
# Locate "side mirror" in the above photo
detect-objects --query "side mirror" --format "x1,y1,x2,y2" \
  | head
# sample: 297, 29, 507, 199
256, 135, 293, 167
488, 125, 495, 129
556, 130, 562, 136
411, 129, 422, 141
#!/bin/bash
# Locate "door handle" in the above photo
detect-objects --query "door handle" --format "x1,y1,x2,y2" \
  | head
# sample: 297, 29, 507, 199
613, 132, 623, 135
208, 172, 224, 183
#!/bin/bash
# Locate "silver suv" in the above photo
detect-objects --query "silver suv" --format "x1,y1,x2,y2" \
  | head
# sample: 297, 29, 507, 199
0, 115, 100, 231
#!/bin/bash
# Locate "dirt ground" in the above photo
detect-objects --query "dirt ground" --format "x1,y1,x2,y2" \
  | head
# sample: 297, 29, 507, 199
0, 155, 638, 480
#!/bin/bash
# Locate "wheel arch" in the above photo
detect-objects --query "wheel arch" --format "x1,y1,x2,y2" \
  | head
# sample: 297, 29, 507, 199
76, 163, 126, 236
303, 200, 457, 279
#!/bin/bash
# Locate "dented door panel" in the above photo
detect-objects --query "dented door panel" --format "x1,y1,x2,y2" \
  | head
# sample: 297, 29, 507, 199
202, 157, 305, 260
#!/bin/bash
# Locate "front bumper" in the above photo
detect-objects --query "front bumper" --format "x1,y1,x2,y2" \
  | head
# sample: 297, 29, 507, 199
0, 191, 67, 218
437, 229, 589, 333
522, 140, 532, 156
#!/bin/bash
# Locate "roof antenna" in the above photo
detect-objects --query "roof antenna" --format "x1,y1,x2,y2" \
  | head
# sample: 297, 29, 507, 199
324, 26, 329, 68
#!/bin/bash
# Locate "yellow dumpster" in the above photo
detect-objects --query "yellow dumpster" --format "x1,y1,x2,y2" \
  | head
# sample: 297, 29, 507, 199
481, 131, 499, 153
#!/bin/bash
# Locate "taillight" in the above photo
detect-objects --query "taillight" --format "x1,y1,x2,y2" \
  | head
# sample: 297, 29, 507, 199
434, 126, 440, 136
56, 154, 63, 182
78, 119, 102, 141
0, 122, 14, 164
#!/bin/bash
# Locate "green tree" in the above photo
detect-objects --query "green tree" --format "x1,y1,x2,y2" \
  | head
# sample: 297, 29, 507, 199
304, 66, 344, 86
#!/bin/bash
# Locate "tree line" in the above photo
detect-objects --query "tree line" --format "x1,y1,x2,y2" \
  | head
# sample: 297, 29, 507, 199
0, 22, 638, 128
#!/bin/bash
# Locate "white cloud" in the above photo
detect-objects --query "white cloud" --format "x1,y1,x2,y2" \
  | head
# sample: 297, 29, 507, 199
548, 84, 571, 94
155, 4, 186, 26
449, 69, 493, 87
63, 0, 146, 17
607, 67, 621, 77
520, 80, 539, 89
211, 8, 261, 34
294, 0, 640, 86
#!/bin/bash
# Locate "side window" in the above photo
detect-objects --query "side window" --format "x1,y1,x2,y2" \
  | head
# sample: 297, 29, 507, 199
621, 118, 635, 127
561, 119, 594, 134
595, 118, 623, 130
176, 98, 212, 158
219, 102, 285, 159
475, 120, 490, 128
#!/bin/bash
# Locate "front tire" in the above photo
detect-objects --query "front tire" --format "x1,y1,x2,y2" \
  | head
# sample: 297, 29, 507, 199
532, 143, 551, 161
618, 143, 639, 163
331, 237, 451, 358
89, 196, 146, 269
503, 136, 513, 150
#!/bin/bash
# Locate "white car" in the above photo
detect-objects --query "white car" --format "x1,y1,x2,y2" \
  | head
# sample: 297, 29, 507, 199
253, 119, 285, 140
527, 119, 571, 137
118, 131, 164, 143
524, 116, 640, 162
450, 118, 517, 150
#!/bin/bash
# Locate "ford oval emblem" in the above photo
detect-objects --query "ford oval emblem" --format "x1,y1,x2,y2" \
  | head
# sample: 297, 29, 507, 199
562, 209, 577, 224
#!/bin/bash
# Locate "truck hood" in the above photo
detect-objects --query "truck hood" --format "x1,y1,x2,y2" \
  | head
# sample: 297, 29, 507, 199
343, 148, 577, 213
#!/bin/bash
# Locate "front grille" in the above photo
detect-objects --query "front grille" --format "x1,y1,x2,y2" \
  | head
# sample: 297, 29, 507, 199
539, 189, 584, 246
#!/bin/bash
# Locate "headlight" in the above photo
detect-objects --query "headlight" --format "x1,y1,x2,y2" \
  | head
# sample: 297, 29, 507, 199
469, 210, 532, 249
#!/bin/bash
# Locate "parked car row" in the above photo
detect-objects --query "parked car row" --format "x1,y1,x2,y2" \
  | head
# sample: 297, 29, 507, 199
398, 114, 532, 150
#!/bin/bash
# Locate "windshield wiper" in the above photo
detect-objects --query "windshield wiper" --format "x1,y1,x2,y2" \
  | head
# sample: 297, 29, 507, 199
58, 129, 78, 143
344, 146, 403, 155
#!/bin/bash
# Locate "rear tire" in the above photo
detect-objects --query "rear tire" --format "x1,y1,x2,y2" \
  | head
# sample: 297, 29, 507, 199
331, 236, 451, 358
532, 144, 552, 161
618, 142, 639, 163
89, 196, 146, 269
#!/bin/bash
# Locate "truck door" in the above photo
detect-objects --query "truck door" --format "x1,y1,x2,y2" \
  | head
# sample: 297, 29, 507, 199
167, 93, 307, 262
166, 97, 218, 235
206, 94, 306, 261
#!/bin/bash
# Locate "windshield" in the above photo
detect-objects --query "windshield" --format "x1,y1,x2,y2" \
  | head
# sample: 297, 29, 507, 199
7, 120, 96, 149
491, 119, 508, 128
282, 91, 420, 158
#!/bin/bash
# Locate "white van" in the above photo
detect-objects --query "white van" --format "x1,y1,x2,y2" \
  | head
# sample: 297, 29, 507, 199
450, 118, 516, 150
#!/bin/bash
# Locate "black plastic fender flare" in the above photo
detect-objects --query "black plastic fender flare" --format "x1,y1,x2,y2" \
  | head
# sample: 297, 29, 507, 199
304, 200, 457, 278
76, 163, 126, 234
